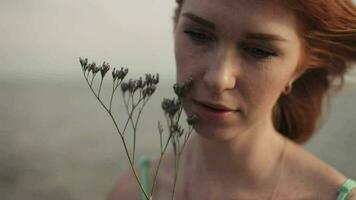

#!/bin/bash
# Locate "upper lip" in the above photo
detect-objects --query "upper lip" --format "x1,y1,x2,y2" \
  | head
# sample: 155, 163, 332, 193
194, 99, 237, 111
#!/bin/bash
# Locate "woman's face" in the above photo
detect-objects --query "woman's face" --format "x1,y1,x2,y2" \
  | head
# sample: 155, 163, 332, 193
174, 0, 303, 141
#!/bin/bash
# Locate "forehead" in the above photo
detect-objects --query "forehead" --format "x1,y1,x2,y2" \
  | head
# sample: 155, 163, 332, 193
180, 0, 299, 40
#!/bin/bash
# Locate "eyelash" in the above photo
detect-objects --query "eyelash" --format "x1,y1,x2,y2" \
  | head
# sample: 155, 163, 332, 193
184, 30, 213, 44
183, 30, 277, 59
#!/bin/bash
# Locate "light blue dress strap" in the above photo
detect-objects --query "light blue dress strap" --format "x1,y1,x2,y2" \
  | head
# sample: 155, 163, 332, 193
337, 178, 356, 200
140, 155, 150, 200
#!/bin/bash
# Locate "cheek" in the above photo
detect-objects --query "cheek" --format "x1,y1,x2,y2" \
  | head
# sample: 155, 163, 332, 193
175, 35, 188, 82
242, 69, 293, 115
174, 35, 201, 83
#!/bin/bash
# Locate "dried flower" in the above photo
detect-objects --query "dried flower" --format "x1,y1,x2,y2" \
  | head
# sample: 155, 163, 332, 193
187, 115, 199, 126
121, 82, 129, 93
145, 74, 153, 85
87, 62, 96, 73
173, 77, 193, 98
128, 79, 138, 93
112, 68, 117, 80
79, 57, 194, 200
92, 65, 101, 74
142, 85, 156, 98
153, 73, 159, 84
112, 67, 129, 81
144, 73, 159, 86
137, 77, 144, 89
79, 57, 88, 71
119, 67, 129, 80
161, 98, 181, 117
170, 124, 184, 137
100, 62, 110, 78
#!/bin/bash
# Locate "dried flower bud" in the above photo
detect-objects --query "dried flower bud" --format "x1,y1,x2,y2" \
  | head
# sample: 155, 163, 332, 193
173, 83, 183, 97
137, 77, 143, 89
122, 68, 128, 79
144, 85, 156, 97
127, 79, 139, 93
121, 82, 129, 93
153, 73, 159, 84
79, 57, 88, 70
170, 124, 184, 137
185, 77, 193, 88
112, 68, 117, 80
145, 74, 152, 85
173, 77, 193, 98
100, 62, 110, 78
187, 115, 199, 126
161, 98, 181, 117
114, 67, 129, 81
92, 65, 100, 74
88, 62, 96, 73
115, 70, 121, 80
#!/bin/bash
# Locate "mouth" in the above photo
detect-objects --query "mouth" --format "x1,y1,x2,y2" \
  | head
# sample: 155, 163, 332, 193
193, 99, 240, 119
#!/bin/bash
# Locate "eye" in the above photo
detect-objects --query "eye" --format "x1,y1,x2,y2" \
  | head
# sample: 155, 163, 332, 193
184, 30, 213, 44
242, 46, 277, 59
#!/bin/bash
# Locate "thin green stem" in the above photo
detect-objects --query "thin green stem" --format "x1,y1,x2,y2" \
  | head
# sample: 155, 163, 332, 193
98, 77, 104, 97
122, 95, 143, 135
158, 122, 163, 153
90, 73, 95, 86
109, 80, 115, 111
132, 98, 149, 164
170, 148, 180, 200
179, 127, 193, 156
131, 92, 135, 110
121, 135, 151, 200
149, 133, 173, 198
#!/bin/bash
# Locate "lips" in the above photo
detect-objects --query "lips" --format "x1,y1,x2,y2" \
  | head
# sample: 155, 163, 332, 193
193, 99, 239, 120
195, 100, 237, 112
200, 102, 234, 112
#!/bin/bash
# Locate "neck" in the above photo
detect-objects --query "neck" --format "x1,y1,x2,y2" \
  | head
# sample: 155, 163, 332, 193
186, 119, 287, 191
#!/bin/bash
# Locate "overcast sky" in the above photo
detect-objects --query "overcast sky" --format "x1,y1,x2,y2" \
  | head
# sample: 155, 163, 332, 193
0, 0, 176, 82
0, 0, 355, 83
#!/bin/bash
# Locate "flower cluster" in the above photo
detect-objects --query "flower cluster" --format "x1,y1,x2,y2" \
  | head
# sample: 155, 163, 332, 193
79, 57, 88, 70
112, 67, 128, 81
173, 77, 193, 98
161, 98, 181, 118
170, 124, 184, 137
79, 57, 198, 200
121, 75, 158, 99
80, 57, 113, 78
186, 115, 199, 126
145, 74, 159, 86
101, 62, 110, 78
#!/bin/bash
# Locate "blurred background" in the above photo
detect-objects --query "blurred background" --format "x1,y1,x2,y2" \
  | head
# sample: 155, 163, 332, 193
0, 0, 355, 199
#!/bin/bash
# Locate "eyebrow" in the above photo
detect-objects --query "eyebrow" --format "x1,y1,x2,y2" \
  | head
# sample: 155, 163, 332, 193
243, 32, 288, 42
182, 12, 216, 30
182, 12, 288, 42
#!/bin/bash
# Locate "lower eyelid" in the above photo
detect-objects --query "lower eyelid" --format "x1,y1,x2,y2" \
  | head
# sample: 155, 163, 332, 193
183, 29, 214, 42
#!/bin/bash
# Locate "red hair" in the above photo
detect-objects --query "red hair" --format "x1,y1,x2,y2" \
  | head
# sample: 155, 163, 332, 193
173, 0, 356, 143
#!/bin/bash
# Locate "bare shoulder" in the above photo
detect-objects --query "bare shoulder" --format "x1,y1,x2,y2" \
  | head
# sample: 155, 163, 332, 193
279, 140, 348, 199
107, 167, 141, 200
347, 188, 356, 200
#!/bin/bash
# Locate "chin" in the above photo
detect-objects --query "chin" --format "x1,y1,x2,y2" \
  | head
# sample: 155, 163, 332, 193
193, 123, 243, 142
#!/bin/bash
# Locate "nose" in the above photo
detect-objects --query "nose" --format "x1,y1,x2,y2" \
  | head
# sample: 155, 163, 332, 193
202, 47, 238, 93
